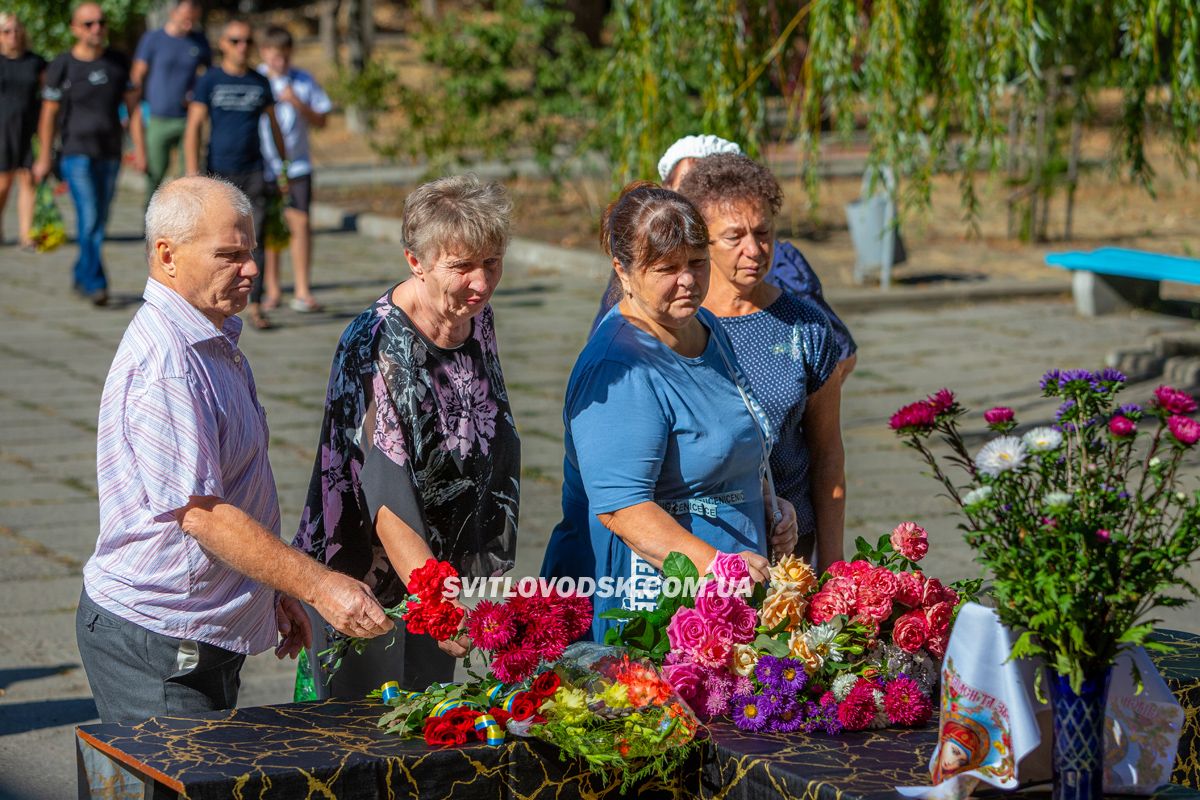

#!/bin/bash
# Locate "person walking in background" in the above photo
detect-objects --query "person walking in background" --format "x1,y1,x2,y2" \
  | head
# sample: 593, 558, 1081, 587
32, 2, 145, 307
0, 13, 44, 249
257, 25, 331, 314
131, 0, 210, 208
184, 18, 286, 330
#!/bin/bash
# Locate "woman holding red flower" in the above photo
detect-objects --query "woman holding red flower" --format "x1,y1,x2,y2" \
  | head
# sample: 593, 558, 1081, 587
293, 176, 520, 698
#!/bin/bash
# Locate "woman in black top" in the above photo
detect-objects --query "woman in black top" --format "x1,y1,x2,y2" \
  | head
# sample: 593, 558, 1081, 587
0, 13, 44, 248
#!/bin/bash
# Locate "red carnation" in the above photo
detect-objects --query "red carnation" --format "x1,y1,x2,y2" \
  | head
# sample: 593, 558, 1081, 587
407, 559, 459, 604
529, 671, 561, 699
408, 601, 464, 641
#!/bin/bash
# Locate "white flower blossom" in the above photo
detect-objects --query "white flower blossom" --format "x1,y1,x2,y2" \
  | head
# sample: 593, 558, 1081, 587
963, 486, 993, 507
831, 673, 859, 701
1022, 426, 1064, 452
975, 436, 1028, 477
1043, 491, 1073, 509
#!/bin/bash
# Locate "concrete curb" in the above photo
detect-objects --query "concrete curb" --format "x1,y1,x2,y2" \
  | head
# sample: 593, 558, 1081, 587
310, 200, 1071, 310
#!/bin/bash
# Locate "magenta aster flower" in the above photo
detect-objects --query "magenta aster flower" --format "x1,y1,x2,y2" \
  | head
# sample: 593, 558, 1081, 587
1155, 386, 1198, 415
1108, 415, 1136, 438
1169, 415, 1200, 446
983, 406, 1015, 428
466, 600, 517, 650
889, 401, 938, 433
926, 388, 957, 415
882, 675, 933, 726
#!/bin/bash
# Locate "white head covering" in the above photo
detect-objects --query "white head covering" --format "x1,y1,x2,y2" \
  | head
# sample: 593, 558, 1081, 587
657, 134, 743, 182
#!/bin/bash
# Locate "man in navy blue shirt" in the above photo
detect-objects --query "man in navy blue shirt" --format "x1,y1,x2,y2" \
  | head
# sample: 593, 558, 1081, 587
131, 0, 210, 208
184, 18, 286, 330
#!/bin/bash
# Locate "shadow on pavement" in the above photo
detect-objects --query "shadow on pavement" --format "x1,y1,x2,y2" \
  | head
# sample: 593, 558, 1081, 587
0, 698, 98, 736
0, 665, 78, 691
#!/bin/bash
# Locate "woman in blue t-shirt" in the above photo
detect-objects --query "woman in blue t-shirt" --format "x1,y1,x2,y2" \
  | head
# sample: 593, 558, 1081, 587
677, 154, 845, 574
541, 183, 799, 641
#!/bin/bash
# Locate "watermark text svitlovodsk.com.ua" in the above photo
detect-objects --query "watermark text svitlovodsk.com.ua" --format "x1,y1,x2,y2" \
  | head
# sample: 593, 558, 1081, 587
439, 575, 754, 600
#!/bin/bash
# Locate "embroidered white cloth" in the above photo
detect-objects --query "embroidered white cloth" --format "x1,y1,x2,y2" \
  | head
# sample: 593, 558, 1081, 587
896, 602, 1183, 798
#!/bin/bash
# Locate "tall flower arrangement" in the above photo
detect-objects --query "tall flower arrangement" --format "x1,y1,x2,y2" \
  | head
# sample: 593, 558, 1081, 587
890, 377, 1200, 692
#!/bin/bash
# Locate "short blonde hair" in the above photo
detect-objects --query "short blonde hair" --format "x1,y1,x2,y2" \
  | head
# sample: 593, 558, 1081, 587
402, 175, 512, 263
0, 13, 26, 49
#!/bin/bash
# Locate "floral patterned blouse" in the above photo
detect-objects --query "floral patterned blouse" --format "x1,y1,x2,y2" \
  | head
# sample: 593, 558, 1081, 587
293, 287, 520, 607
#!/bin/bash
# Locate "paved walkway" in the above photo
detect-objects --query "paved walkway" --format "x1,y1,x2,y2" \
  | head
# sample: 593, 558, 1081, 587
1, 183, 1198, 798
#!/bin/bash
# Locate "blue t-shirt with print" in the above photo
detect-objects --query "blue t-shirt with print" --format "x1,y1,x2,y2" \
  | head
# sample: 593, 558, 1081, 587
541, 306, 771, 641
192, 67, 272, 174
715, 292, 838, 549
134, 28, 211, 118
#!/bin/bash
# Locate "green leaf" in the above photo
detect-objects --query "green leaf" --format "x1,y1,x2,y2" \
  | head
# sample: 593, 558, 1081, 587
662, 551, 699, 582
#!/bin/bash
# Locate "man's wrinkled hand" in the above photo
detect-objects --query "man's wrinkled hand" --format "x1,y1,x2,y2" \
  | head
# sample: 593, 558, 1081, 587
274, 593, 312, 659
312, 571, 393, 639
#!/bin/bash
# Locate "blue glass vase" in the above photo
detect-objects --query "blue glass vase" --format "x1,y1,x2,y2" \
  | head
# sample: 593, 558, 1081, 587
1047, 667, 1112, 800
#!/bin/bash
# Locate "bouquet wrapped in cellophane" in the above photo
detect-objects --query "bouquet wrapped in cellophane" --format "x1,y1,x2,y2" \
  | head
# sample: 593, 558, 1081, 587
529, 641, 701, 790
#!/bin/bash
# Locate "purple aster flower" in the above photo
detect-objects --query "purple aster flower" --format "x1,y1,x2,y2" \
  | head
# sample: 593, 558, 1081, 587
770, 699, 806, 733
1118, 403, 1143, 418
754, 655, 784, 688
1095, 368, 1126, 391
731, 692, 774, 732
1040, 369, 1063, 394
1060, 368, 1097, 389
1056, 399, 1077, 421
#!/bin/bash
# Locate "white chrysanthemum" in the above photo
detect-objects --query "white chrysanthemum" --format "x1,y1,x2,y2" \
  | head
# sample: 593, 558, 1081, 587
963, 486, 993, 507
975, 436, 1027, 477
805, 622, 839, 649
831, 673, 859, 701
1043, 491, 1073, 509
1022, 426, 1063, 452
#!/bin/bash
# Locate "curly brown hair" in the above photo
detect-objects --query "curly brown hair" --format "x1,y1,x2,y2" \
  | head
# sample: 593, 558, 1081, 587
676, 153, 783, 219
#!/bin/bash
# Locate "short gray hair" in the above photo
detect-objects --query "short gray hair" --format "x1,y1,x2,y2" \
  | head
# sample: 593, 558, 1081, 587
145, 176, 252, 254
402, 175, 512, 263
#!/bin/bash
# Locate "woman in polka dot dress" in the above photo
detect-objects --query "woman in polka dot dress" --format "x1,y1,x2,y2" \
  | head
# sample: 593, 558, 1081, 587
678, 154, 845, 573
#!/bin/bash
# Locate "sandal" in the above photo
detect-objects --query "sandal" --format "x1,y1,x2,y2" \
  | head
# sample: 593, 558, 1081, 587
262, 295, 282, 311
289, 296, 324, 313
249, 307, 273, 330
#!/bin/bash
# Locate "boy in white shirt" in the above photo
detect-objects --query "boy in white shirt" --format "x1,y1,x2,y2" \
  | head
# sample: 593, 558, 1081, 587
258, 25, 332, 313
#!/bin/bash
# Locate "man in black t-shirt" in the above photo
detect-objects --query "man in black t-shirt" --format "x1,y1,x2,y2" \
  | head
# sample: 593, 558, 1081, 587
185, 18, 286, 330
33, 2, 145, 307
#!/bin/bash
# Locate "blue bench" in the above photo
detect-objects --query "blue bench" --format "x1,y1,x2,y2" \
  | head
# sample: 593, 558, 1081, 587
1046, 247, 1200, 316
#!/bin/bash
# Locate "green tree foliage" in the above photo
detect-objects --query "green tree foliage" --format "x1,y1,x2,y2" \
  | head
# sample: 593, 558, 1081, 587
9, 0, 153, 56
373, 0, 599, 173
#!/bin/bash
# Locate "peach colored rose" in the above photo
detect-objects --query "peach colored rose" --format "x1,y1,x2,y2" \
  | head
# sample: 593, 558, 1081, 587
761, 584, 809, 631
771, 555, 818, 593
731, 644, 759, 677
788, 632, 825, 674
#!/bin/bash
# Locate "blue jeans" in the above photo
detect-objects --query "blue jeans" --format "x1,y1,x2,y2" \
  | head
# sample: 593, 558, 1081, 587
60, 155, 120, 294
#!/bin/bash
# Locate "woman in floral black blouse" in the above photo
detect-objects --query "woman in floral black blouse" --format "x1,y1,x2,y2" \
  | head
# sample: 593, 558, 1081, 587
294, 175, 520, 696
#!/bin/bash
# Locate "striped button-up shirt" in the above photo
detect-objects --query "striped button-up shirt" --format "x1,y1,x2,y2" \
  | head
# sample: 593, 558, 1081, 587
84, 278, 279, 654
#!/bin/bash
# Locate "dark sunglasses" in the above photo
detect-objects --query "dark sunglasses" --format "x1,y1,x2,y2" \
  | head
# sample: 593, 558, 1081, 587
225, 36, 253, 45
80, 18, 107, 28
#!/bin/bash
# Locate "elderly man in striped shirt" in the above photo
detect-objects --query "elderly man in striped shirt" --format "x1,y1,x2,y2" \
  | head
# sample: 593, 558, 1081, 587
77, 175, 393, 724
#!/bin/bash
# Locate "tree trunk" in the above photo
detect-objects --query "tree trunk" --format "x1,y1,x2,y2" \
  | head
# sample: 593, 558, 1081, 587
344, 0, 375, 134
1006, 90, 1021, 239
1038, 69, 1060, 241
421, 0, 439, 20
1064, 87, 1083, 241
562, 0, 609, 47
319, 0, 342, 69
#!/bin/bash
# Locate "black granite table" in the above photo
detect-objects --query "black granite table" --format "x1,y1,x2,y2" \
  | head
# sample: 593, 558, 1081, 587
75, 630, 1200, 800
